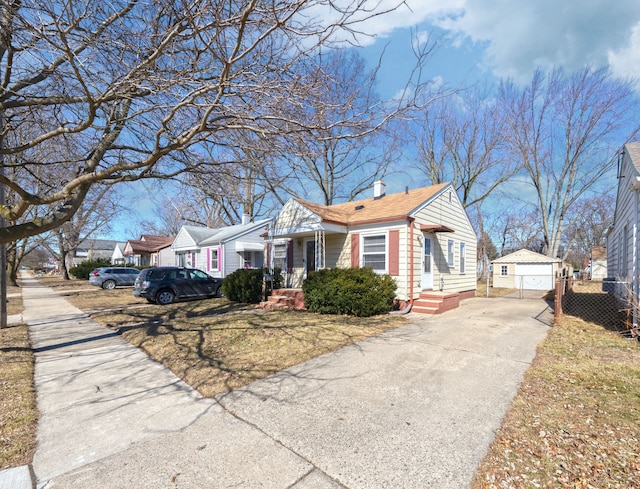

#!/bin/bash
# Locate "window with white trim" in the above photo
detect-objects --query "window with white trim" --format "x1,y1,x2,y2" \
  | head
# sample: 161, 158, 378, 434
210, 249, 219, 270
447, 239, 455, 267
362, 234, 387, 272
459, 242, 466, 274
273, 243, 287, 272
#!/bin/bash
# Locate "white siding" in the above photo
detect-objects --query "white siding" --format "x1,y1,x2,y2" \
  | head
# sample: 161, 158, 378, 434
608, 149, 639, 302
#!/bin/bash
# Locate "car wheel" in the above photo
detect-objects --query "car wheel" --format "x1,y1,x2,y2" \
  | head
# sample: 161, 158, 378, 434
102, 280, 116, 290
156, 289, 175, 305
215, 287, 224, 298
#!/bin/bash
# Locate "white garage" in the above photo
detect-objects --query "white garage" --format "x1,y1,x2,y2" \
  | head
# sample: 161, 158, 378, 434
492, 249, 562, 291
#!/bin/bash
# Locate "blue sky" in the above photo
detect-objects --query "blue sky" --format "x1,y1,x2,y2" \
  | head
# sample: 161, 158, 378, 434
109, 0, 640, 240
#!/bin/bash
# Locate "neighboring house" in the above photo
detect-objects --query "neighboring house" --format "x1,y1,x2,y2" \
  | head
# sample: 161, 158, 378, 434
267, 181, 477, 314
589, 246, 607, 280
123, 235, 175, 267
491, 249, 562, 291
606, 142, 640, 324
110, 242, 128, 265
72, 239, 120, 266
171, 218, 272, 278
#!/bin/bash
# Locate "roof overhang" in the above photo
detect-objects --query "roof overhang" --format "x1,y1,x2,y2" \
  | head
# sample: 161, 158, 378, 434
235, 241, 264, 252
270, 222, 347, 238
420, 224, 455, 233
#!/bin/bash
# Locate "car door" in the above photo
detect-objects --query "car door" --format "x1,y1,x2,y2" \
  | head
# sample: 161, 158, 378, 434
188, 269, 218, 297
108, 268, 126, 286
124, 268, 140, 286
172, 269, 195, 298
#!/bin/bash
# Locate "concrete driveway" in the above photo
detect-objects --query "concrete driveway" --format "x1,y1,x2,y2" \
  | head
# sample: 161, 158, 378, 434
22, 275, 551, 489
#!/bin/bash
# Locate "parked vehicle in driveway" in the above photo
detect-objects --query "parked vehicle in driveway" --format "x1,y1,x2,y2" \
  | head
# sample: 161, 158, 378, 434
133, 266, 223, 305
89, 267, 140, 289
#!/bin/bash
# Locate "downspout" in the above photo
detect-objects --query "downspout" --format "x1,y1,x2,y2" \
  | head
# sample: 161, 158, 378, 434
634, 185, 639, 329
390, 217, 414, 315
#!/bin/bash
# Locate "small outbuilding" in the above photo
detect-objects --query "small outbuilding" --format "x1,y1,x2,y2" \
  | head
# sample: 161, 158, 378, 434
492, 249, 561, 291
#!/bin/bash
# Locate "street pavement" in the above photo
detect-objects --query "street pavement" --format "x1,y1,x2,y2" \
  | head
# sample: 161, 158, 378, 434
5, 272, 552, 488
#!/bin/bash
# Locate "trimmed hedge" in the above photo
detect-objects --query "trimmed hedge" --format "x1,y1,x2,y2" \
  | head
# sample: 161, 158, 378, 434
69, 259, 112, 280
302, 267, 396, 317
222, 267, 283, 304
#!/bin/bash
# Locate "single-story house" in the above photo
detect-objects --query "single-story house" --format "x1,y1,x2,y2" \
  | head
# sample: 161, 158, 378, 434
267, 181, 477, 314
72, 239, 120, 266
110, 242, 128, 265
491, 249, 561, 291
123, 235, 175, 267
607, 142, 640, 327
588, 246, 607, 280
171, 218, 272, 278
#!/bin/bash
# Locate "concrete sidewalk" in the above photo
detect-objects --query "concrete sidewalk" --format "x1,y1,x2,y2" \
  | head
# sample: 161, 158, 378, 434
13, 274, 551, 488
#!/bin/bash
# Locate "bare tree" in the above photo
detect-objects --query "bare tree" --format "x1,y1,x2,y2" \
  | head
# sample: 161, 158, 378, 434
499, 66, 639, 258
0, 0, 411, 243
498, 207, 545, 256
561, 193, 615, 265
275, 47, 424, 205
38, 184, 124, 279
410, 87, 518, 208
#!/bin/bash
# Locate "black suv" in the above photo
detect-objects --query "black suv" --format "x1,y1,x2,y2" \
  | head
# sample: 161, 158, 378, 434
133, 267, 223, 305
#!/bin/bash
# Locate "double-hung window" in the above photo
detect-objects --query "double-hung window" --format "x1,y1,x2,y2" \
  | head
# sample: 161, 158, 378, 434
272, 243, 287, 272
210, 249, 219, 270
447, 239, 455, 267
362, 234, 387, 273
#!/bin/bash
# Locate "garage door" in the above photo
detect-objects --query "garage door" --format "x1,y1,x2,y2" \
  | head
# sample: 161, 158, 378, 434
514, 263, 554, 290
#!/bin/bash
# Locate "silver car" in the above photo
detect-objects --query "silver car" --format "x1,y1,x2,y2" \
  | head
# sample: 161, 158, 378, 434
89, 267, 140, 289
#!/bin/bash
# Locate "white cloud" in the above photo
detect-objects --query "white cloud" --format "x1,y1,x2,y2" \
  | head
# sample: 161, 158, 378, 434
608, 21, 640, 81
307, 0, 462, 46
437, 0, 640, 83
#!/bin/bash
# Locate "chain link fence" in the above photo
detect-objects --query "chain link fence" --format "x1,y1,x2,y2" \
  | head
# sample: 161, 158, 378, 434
554, 277, 638, 339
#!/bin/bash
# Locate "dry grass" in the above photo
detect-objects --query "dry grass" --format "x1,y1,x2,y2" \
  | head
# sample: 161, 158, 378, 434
0, 323, 37, 470
6, 284, 23, 316
476, 280, 517, 298
90, 304, 407, 397
472, 314, 640, 488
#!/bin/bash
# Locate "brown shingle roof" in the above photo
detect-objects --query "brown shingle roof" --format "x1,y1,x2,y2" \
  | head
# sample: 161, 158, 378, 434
295, 183, 449, 225
125, 235, 174, 253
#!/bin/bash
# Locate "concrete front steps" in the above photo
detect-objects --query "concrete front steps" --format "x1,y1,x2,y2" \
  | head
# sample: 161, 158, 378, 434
259, 289, 306, 311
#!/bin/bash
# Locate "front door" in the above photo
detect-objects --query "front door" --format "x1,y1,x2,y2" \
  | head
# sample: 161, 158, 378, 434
421, 234, 433, 290
305, 239, 316, 278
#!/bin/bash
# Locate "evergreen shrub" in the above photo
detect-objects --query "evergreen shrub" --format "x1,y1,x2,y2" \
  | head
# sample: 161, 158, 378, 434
302, 267, 396, 317
222, 268, 283, 303
69, 259, 113, 280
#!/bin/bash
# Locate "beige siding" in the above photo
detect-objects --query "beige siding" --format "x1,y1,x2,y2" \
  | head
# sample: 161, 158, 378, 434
344, 222, 410, 299
492, 263, 516, 288
413, 189, 478, 296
